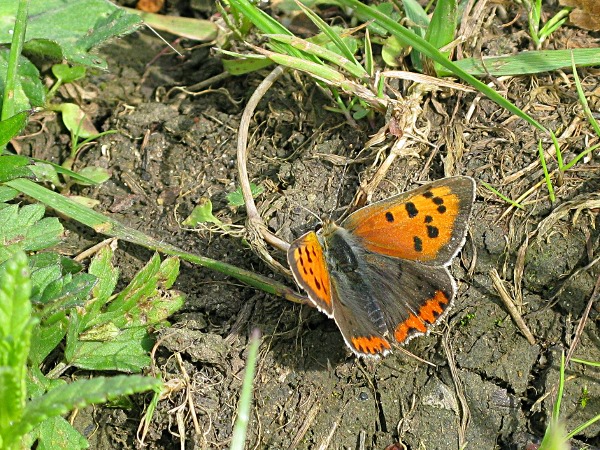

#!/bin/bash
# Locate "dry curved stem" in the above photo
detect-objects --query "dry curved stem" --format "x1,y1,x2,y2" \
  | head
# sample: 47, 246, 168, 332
443, 331, 470, 449
237, 65, 292, 275
489, 268, 536, 345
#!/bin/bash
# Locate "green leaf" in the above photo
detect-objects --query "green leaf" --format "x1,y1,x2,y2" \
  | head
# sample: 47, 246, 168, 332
55, 103, 99, 138
0, 251, 34, 444
454, 48, 600, 77
0, 204, 64, 264
0, 185, 18, 202
0, 111, 29, 147
28, 162, 61, 187
15, 375, 161, 437
182, 198, 223, 226
73, 166, 110, 185
32, 416, 88, 450
51, 64, 86, 84
29, 314, 68, 367
381, 34, 406, 68
0, 49, 45, 110
63, 253, 182, 372
66, 326, 153, 372
88, 246, 119, 308
0, 0, 144, 70
226, 183, 264, 207
0, 154, 34, 182
222, 56, 273, 75
126, 8, 218, 41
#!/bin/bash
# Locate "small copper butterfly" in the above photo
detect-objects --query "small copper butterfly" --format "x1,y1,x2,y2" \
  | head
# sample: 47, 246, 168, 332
287, 176, 476, 357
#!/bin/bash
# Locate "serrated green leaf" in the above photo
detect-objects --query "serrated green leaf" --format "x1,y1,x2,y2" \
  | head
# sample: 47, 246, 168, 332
32, 416, 88, 450
0, 251, 32, 339
29, 314, 68, 367
85, 255, 181, 330
102, 254, 162, 318
67, 326, 153, 372
0, 204, 63, 263
30, 263, 63, 304
0, 252, 34, 442
0, 204, 64, 264
0, 0, 143, 70
226, 183, 264, 207
87, 245, 119, 308
16, 375, 161, 437
40, 272, 97, 311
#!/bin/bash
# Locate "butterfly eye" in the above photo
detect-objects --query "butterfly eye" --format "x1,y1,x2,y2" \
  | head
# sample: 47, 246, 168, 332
314, 223, 323, 232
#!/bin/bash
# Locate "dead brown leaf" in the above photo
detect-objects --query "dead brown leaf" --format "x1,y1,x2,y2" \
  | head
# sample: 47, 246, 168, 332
559, 0, 600, 31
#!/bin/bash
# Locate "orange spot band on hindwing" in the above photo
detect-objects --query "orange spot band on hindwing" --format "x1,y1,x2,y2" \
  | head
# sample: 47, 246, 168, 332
394, 291, 450, 343
351, 336, 392, 355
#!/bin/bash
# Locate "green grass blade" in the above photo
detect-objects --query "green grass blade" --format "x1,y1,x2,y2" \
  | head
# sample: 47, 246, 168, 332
561, 55, 600, 171
337, 0, 549, 135
425, 0, 457, 75
538, 140, 555, 202
294, 0, 362, 69
230, 329, 261, 450
4, 178, 303, 304
480, 181, 524, 209
250, 45, 347, 84
566, 414, 600, 440
228, 0, 316, 61
454, 48, 600, 77
266, 34, 367, 79
364, 29, 374, 78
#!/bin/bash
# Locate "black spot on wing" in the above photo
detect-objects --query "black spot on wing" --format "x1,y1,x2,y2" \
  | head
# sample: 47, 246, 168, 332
427, 225, 439, 238
405, 202, 418, 218
413, 236, 423, 252
385, 211, 394, 222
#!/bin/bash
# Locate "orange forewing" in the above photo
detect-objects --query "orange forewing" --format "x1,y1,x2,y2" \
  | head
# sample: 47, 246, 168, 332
287, 231, 333, 316
342, 177, 474, 265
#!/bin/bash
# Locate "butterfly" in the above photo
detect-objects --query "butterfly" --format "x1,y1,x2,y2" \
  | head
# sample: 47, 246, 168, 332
287, 176, 476, 357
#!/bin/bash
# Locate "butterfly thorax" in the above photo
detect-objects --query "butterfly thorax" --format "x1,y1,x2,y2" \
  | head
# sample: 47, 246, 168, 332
318, 221, 363, 277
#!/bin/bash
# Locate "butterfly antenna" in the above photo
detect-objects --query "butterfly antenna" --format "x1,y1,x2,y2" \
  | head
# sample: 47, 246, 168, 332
287, 197, 321, 224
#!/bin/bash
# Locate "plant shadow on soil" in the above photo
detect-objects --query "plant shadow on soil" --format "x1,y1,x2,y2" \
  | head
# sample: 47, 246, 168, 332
19, 8, 600, 450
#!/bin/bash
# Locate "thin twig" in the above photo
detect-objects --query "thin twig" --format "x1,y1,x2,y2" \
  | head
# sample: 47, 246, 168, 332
489, 269, 536, 345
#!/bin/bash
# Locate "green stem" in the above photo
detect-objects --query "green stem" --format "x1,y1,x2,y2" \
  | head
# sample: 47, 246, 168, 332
5, 178, 306, 304
2, 0, 29, 120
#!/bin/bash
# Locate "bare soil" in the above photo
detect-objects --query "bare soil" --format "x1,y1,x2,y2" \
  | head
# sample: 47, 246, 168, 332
18, 1, 600, 449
